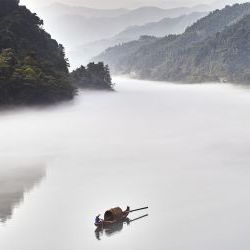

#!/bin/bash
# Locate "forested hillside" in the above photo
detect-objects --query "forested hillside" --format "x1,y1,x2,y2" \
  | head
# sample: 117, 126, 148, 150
93, 36, 159, 74
70, 62, 114, 90
170, 14, 250, 83
95, 3, 250, 83
0, 0, 75, 105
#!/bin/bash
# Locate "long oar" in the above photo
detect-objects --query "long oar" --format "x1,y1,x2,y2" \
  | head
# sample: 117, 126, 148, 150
129, 207, 148, 213
129, 214, 148, 223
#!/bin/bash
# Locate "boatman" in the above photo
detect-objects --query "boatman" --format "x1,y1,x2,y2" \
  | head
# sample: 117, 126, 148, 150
95, 214, 102, 225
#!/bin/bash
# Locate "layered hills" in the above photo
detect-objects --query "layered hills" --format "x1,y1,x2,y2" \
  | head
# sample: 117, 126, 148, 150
95, 3, 250, 83
71, 12, 206, 67
38, 3, 212, 66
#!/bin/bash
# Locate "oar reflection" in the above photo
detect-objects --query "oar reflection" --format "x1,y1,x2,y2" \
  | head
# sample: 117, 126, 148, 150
95, 214, 149, 240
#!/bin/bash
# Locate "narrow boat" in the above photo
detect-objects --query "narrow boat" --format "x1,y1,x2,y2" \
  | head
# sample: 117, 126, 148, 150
94, 206, 148, 228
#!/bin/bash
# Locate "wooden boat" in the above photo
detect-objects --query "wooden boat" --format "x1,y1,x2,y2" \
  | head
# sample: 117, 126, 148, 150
95, 206, 148, 228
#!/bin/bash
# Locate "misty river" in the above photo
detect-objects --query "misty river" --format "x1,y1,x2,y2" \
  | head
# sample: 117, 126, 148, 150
0, 77, 250, 250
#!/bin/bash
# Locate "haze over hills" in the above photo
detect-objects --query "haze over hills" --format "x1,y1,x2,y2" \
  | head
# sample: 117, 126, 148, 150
94, 3, 250, 83
112, 12, 207, 40
40, 5, 213, 47
38, 2, 130, 18
36, 3, 214, 68
70, 12, 207, 67
21, 0, 248, 10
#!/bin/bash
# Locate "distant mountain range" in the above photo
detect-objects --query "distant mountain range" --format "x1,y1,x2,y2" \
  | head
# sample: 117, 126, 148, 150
94, 3, 250, 84
37, 3, 214, 68
40, 5, 213, 47
111, 12, 206, 40
70, 12, 207, 68
39, 3, 129, 18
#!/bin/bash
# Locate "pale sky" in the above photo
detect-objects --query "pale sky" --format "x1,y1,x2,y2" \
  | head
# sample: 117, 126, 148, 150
20, 0, 248, 10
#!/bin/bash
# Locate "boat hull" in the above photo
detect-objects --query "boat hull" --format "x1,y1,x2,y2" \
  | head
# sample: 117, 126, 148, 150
95, 213, 129, 228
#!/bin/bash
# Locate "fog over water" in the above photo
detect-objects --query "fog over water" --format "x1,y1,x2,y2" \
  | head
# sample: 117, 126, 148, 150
0, 78, 250, 249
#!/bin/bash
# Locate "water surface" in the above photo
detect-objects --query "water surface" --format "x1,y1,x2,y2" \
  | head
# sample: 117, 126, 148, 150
0, 78, 250, 250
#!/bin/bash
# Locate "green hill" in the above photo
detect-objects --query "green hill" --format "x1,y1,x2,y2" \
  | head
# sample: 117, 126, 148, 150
70, 62, 114, 90
170, 14, 250, 83
0, 0, 75, 105
95, 3, 250, 83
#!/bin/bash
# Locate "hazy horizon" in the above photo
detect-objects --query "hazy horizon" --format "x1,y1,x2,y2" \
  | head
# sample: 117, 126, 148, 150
19, 0, 250, 70
20, 0, 249, 10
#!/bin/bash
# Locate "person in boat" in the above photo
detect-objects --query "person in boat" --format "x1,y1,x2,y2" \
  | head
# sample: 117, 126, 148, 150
95, 214, 102, 225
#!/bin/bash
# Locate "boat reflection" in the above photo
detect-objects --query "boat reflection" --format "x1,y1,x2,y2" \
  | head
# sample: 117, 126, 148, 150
95, 214, 148, 240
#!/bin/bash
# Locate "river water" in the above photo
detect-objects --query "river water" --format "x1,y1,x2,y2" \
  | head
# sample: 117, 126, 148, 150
0, 77, 250, 250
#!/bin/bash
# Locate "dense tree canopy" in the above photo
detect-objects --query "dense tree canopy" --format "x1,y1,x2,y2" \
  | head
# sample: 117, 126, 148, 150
0, 0, 19, 16
71, 62, 114, 90
178, 14, 250, 83
0, 0, 75, 105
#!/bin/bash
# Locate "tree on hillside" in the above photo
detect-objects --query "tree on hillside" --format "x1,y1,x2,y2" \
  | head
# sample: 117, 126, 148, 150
0, 0, 76, 105
71, 62, 114, 90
